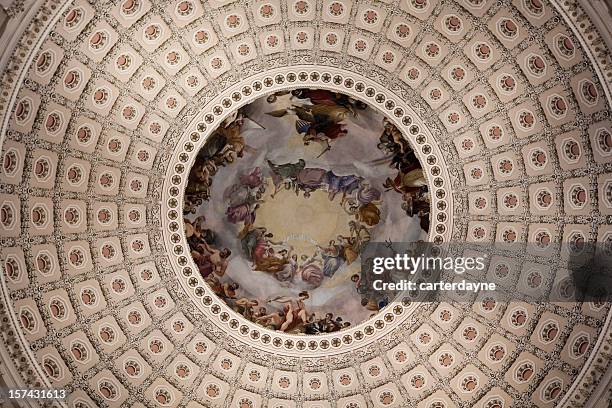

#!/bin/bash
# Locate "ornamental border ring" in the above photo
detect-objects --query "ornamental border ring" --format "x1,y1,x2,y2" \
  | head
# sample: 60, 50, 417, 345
163, 65, 453, 357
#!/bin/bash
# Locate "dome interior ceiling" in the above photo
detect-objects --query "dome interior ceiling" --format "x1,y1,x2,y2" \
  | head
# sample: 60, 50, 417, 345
0, 0, 610, 407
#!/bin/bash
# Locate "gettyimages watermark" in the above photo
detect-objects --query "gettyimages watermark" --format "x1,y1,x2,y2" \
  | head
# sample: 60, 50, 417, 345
357, 241, 612, 308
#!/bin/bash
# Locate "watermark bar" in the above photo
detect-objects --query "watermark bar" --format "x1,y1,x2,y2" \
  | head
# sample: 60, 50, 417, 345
358, 241, 612, 307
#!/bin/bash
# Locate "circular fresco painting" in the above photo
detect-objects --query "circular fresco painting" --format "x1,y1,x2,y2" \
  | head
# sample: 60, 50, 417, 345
184, 89, 430, 334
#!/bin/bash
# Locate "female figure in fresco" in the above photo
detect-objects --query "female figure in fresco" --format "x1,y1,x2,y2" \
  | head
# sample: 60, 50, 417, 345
357, 203, 381, 227
336, 235, 358, 266
250, 230, 274, 263
349, 220, 371, 254
225, 189, 263, 225
334, 221, 372, 267
299, 254, 324, 287
324, 171, 363, 204
319, 240, 345, 278
266, 91, 355, 157
224, 168, 265, 211
239, 166, 264, 189
275, 252, 299, 283
254, 247, 289, 274
239, 226, 264, 258
356, 180, 383, 206
341, 180, 383, 227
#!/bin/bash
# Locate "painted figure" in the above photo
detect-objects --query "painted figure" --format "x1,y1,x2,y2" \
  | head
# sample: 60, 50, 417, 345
299, 255, 324, 287
324, 171, 363, 203
267, 291, 310, 332
319, 240, 345, 277
192, 241, 231, 278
